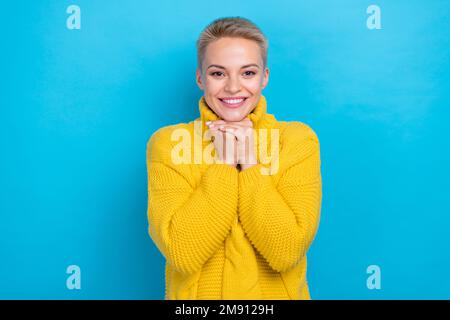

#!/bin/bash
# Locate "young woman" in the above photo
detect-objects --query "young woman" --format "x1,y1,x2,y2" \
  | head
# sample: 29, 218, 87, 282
146, 16, 322, 300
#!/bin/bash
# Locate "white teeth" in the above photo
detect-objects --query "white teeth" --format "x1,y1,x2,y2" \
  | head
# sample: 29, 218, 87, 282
222, 98, 244, 104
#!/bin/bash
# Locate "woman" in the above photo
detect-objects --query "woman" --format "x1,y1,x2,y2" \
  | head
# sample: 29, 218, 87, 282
146, 16, 322, 300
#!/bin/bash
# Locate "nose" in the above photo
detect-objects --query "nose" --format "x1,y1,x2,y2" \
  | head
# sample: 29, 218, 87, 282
224, 74, 241, 93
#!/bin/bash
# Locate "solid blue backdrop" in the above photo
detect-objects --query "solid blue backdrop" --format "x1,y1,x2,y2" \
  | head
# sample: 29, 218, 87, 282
1, 0, 449, 299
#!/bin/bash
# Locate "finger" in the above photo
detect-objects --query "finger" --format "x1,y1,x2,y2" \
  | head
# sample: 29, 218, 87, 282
218, 127, 241, 138
209, 119, 251, 126
221, 126, 254, 139
223, 131, 237, 140
207, 120, 227, 126
207, 127, 220, 135
227, 120, 253, 128
208, 127, 222, 141
228, 118, 252, 126
220, 128, 239, 138
207, 122, 226, 130
217, 124, 241, 131
209, 127, 237, 141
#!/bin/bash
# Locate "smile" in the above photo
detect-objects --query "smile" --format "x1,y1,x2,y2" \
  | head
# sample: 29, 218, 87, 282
219, 97, 247, 109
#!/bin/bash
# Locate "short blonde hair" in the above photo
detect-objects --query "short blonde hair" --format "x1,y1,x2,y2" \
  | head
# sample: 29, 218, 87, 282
196, 16, 269, 73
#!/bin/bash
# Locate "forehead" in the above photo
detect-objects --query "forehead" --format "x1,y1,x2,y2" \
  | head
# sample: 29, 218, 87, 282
204, 37, 262, 66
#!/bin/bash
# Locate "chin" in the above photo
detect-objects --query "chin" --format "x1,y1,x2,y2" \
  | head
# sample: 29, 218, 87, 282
220, 111, 247, 122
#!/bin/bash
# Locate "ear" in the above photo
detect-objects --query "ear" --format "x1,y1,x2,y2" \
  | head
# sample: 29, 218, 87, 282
196, 68, 204, 90
261, 67, 269, 89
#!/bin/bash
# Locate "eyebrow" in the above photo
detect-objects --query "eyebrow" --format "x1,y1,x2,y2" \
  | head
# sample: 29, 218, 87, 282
207, 64, 260, 70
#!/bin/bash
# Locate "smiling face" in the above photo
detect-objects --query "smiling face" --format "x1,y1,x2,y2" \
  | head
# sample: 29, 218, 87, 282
196, 37, 269, 122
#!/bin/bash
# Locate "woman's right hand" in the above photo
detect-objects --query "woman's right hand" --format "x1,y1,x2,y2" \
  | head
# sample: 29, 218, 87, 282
207, 123, 238, 167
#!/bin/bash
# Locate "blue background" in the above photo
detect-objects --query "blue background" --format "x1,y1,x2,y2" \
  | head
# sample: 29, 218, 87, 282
1, 0, 449, 299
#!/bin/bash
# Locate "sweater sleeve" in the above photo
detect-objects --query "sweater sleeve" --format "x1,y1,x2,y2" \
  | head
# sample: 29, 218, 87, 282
238, 124, 322, 273
146, 131, 239, 275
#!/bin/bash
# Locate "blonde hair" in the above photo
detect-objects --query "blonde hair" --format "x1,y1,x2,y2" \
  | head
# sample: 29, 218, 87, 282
196, 16, 269, 73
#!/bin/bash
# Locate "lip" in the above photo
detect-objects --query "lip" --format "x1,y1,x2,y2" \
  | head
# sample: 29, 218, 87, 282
218, 97, 248, 109
220, 96, 248, 100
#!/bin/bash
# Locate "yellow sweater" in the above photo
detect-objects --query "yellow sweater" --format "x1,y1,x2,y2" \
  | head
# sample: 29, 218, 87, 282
146, 94, 322, 300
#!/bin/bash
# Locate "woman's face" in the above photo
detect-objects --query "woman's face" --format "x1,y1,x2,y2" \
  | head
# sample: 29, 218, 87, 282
196, 37, 269, 122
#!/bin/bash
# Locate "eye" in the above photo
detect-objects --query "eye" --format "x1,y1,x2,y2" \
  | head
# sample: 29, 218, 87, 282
244, 71, 256, 76
210, 71, 224, 77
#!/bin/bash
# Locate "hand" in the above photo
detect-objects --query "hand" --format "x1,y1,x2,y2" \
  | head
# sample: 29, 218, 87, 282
207, 124, 239, 167
207, 118, 257, 171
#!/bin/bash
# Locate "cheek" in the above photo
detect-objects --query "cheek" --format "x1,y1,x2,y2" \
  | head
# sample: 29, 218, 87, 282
245, 78, 264, 91
205, 79, 224, 93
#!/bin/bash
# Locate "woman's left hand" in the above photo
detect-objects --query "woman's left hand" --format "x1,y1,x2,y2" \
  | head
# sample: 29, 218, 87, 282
206, 117, 257, 171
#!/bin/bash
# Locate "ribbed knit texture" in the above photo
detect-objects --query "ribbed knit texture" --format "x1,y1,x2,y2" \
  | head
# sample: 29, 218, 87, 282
146, 95, 322, 300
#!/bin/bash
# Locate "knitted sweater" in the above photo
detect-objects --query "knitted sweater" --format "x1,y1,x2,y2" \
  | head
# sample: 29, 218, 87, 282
146, 94, 322, 300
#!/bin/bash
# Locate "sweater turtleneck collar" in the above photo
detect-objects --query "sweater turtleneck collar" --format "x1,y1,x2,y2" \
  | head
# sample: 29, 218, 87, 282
198, 94, 268, 129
